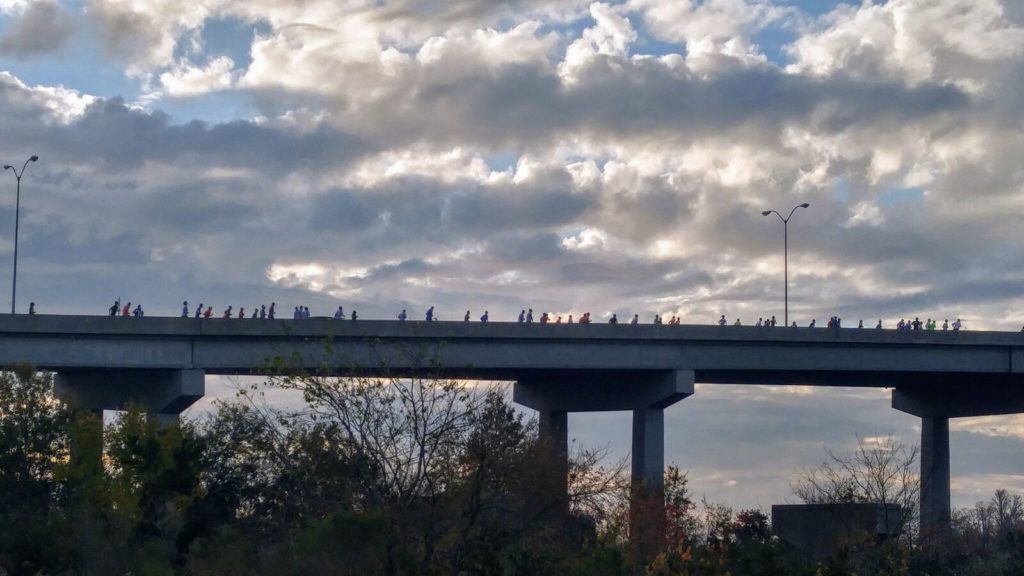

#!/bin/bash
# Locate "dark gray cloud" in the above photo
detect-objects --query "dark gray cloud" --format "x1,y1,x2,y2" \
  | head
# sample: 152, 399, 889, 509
0, 1, 75, 58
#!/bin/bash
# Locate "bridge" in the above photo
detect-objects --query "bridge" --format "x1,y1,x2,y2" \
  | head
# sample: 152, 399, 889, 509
3, 313, 1024, 538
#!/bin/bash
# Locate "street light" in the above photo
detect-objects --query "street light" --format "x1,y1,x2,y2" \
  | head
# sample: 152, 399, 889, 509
4, 155, 39, 314
761, 202, 810, 326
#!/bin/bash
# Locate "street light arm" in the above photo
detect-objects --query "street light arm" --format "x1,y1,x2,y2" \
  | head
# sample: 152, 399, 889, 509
762, 209, 785, 224
785, 202, 809, 222
4, 156, 39, 180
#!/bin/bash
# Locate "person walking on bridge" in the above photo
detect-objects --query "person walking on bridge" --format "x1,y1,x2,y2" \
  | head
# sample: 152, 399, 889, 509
464, 310, 471, 322
518, 310, 525, 323
109, 300, 119, 316
526, 309, 533, 323
260, 304, 267, 319
480, 310, 489, 322
238, 307, 245, 319
181, 301, 189, 318
122, 302, 131, 316
426, 306, 435, 322
718, 315, 726, 326
195, 303, 203, 318
609, 314, 617, 324
268, 303, 276, 319
222, 306, 233, 319
398, 309, 407, 321
631, 314, 639, 325
952, 318, 962, 331
334, 306, 345, 320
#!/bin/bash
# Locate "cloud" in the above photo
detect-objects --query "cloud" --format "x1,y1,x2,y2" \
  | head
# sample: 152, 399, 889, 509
0, 0, 75, 58
786, 0, 1024, 91
159, 56, 237, 97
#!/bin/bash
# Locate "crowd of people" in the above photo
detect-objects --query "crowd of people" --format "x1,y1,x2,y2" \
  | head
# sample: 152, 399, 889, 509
716, 314, 967, 331
86, 300, 990, 333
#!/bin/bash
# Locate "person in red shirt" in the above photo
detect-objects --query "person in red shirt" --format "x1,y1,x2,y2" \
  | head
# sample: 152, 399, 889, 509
122, 302, 131, 316
203, 306, 213, 318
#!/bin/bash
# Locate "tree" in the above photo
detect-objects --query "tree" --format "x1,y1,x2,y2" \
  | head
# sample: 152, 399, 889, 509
0, 368, 71, 575
793, 434, 919, 537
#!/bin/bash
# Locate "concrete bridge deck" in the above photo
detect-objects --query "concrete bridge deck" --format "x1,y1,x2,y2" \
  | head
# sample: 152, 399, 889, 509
1, 314, 1022, 386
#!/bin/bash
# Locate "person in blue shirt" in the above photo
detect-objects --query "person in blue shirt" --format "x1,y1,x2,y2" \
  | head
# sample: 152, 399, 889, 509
480, 310, 489, 322
426, 306, 434, 322
526, 309, 533, 323
518, 310, 525, 323
398, 309, 407, 321
182, 301, 189, 318
334, 306, 345, 320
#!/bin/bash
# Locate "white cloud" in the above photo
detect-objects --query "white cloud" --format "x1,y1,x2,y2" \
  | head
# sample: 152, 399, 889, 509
786, 0, 1024, 90
844, 201, 883, 228
562, 227, 609, 252
159, 56, 237, 97
560, 2, 637, 83
0, 71, 97, 124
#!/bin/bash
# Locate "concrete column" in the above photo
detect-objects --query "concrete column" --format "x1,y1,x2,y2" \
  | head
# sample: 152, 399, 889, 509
537, 408, 569, 516
631, 408, 666, 556
631, 408, 664, 493
920, 416, 951, 539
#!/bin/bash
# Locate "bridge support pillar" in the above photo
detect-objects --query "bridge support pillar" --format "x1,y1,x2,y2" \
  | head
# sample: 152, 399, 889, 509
55, 369, 205, 419
920, 416, 951, 539
631, 407, 666, 556
893, 383, 1024, 541
537, 408, 569, 516
515, 370, 693, 553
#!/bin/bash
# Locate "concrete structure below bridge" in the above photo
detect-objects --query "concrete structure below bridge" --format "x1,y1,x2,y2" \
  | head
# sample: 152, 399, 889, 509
3, 314, 1024, 542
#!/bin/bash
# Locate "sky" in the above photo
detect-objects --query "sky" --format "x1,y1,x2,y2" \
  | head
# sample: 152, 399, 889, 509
1, 0, 1024, 511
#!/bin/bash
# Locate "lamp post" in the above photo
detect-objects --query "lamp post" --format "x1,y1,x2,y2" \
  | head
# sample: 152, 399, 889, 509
4, 155, 39, 314
761, 202, 810, 326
